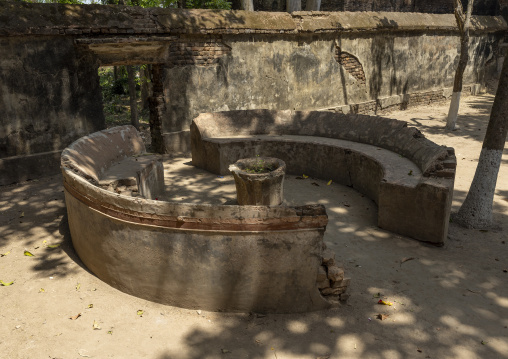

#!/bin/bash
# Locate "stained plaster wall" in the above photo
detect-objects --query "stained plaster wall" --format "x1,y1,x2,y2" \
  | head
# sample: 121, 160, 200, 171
0, 35, 104, 184
160, 31, 499, 151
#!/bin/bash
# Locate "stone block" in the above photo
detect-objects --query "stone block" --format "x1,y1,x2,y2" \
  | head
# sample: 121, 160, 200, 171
327, 266, 344, 282
317, 279, 330, 289
331, 277, 350, 288
321, 248, 335, 266
377, 95, 402, 109
321, 287, 335, 295
317, 265, 328, 282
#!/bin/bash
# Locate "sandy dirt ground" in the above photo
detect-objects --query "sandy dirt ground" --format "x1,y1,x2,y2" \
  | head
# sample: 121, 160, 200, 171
1, 94, 508, 359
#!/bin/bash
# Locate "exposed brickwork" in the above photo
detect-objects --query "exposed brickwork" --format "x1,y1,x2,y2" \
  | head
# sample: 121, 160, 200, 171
335, 47, 366, 85
168, 38, 231, 67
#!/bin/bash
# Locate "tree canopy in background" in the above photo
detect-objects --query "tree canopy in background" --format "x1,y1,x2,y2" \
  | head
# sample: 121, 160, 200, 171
18, 0, 232, 9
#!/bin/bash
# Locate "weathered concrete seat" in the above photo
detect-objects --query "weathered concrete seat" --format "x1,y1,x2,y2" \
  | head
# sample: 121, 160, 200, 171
191, 110, 457, 245
61, 126, 164, 199
61, 125, 343, 313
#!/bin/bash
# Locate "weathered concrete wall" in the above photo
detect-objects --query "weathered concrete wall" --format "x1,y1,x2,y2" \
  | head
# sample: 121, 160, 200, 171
0, 1, 506, 182
249, 0, 499, 15
160, 30, 500, 151
0, 35, 104, 185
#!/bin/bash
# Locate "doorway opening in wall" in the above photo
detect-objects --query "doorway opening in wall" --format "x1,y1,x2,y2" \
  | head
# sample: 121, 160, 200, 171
98, 64, 153, 151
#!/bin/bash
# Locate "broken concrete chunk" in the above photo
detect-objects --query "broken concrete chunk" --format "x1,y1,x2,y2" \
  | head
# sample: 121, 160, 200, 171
321, 287, 335, 295
317, 279, 331, 289
331, 277, 350, 288
322, 248, 335, 266
317, 266, 327, 282
327, 266, 344, 282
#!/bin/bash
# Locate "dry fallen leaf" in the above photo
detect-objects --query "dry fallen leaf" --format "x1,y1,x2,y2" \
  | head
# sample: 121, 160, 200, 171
39, 288, 45, 293
87, 304, 93, 309
92, 320, 101, 330
20, 212, 24, 218
23, 250, 34, 257
137, 310, 144, 317
47, 244, 61, 249
400, 257, 416, 265
302, 174, 309, 179
0, 280, 14, 286
76, 283, 81, 291
327, 180, 332, 185
376, 313, 389, 320
378, 299, 393, 306
70, 313, 81, 320
0, 251, 10, 257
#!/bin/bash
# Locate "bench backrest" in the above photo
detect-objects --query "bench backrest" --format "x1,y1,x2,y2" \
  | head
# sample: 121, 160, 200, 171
192, 110, 449, 175
61, 125, 145, 184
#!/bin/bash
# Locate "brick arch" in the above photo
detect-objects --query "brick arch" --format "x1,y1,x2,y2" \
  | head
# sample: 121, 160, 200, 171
334, 47, 366, 85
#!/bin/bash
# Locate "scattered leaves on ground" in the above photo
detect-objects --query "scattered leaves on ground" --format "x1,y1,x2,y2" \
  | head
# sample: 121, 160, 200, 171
23, 250, 34, 257
327, 180, 332, 185
0, 251, 10, 257
87, 304, 93, 308
0, 280, 14, 286
378, 299, 393, 306
93, 320, 101, 330
107, 330, 113, 335
376, 314, 389, 320
76, 283, 81, 291
70, 313, 81, 320
47, 244, 61, 249
137, 310, 144, 317
302, 174, 309, 179
39, 288, 45, 293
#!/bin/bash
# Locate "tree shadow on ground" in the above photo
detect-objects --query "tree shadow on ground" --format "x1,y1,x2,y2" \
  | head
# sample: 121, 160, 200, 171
0, 174, 85, 279
151, 185, 508, 359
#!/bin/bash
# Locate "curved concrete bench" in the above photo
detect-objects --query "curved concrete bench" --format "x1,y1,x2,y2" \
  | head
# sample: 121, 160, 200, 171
61, 126, 343, 313
191, 110, 456, 245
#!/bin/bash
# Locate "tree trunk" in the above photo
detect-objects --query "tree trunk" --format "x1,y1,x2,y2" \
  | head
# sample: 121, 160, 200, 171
113, 66, 118, 81
140, 66, 150, 110
127, 65, 139, 130
454, 56, 508, 228
286, 0, 301, 12
305, 0, 321, 11
446, 31, 469, 130
446, 0, 474, 131
240, 0, 254, 10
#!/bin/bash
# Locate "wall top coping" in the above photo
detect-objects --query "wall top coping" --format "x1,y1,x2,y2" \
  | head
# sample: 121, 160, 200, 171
1, 1, 506, 37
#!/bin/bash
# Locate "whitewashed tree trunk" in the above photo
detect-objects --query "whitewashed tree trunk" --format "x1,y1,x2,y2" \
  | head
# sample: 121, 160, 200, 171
286, 0, 301, 12
240, 0, 254, 11
446, 0, 474, 130
454, 56, 508, 228
305, 0, 321, 11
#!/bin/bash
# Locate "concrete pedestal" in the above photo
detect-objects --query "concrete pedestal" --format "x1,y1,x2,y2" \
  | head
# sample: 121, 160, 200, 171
229, 157, 286, 206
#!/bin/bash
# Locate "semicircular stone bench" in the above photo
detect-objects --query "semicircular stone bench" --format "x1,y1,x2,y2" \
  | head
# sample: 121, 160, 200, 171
61, 125, 343, 313
191, 110, 457, 245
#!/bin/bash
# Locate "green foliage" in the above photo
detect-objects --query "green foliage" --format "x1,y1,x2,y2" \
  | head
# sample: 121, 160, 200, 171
185, 0, 231, 9
17, 0, 84, 3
